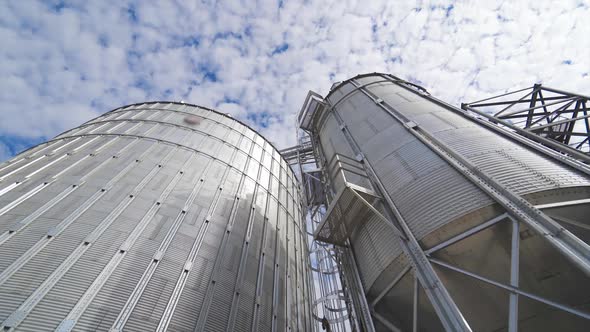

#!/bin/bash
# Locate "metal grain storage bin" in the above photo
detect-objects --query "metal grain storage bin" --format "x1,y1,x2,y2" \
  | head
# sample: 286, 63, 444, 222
300, 73, 590, 331
0, 102, 312, 331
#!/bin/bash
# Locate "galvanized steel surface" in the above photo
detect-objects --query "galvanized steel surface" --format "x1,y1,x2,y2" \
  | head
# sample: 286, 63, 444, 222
320, 74, 590, 287
0, 102, 312, 331
308, 73, 590, 331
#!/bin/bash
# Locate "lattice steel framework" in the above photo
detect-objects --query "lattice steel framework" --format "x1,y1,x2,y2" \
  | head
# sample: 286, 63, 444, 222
462, 85, 590, 164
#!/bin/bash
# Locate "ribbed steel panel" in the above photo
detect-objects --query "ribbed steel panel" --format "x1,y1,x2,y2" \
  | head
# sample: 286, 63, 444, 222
0, 102, 310, 331
311, 73, 590, 331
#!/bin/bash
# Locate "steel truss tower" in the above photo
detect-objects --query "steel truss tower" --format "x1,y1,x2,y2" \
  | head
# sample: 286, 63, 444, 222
0, 102, 313, 331
294, 73, 590, 331
461, 84, 590, 164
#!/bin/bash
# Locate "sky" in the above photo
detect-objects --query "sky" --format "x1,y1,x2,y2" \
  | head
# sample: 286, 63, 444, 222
1, 0, 589, 162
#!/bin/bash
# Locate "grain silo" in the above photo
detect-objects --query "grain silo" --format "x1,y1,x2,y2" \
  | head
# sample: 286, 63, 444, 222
297, 73, 590, 331
0, 102, 312, 331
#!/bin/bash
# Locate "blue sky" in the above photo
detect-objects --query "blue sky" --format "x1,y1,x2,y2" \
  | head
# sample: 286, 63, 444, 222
1, 0, 589, 161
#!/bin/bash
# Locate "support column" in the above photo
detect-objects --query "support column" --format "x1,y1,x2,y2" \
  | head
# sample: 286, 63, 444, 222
508, 219, 520, 332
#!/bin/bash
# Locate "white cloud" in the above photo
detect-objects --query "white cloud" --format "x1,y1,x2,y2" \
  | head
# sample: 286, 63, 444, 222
0, 0, 589, 161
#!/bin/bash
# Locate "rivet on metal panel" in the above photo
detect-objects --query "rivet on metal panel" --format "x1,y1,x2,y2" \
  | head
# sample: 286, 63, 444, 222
47, 227, 59, 237
153, 251, 164, 261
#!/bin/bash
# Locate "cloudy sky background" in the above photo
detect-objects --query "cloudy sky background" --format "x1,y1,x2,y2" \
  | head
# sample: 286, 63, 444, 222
1, 0, 589, 161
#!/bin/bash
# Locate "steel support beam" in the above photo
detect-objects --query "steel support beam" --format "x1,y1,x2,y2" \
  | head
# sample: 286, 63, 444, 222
344, 246, 377, 332
371, 311, 402, 332
412, 274, 419, 332
462, 84, 590, 161
429, 258, 590, 320
300, 74, 590, 332
328, 86, 472, 331
425, 213, 508, 255
353, 76, 590, 324
374, 74, 590, 173
361, 82, 590, 276
508, 219, 520, 332
370, 266, 411, 307
462, 104, 590, 164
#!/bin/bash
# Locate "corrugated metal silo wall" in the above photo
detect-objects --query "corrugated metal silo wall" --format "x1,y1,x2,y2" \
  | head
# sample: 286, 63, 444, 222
0, 102, 312, 332
312, 74, 590, 330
